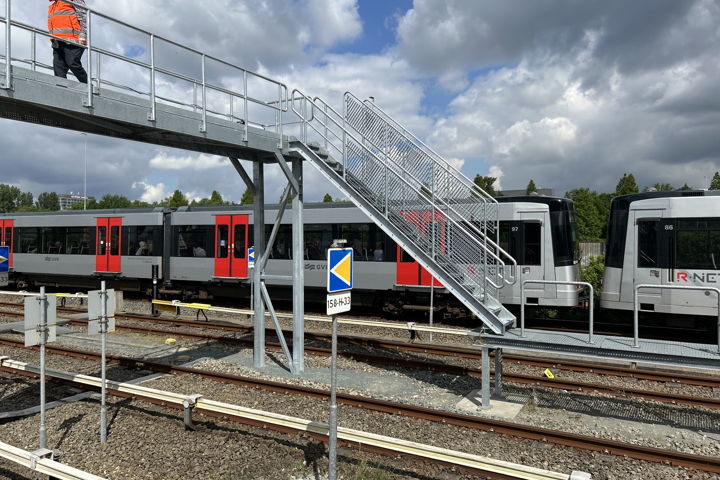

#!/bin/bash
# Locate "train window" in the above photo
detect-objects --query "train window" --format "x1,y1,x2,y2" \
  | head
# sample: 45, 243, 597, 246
110, 226, 120, 256
637, 220, 659, 268
66, 227, 94, 255
264, 225, 293, 259
16, 227, 39, 254
172, 225, 214, 257
340, 223, 371, 261
524, 223, 541, 266
676, 219, 720, 270
97, 226, 107, 256
234, 225, 246, 259
305, 224, 333, 260
216, 225, 229, 258
124, 226, 161, 256
550, 210, 578, 267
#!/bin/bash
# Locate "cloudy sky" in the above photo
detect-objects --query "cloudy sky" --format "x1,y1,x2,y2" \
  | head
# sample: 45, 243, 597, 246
1, 0, 719, 203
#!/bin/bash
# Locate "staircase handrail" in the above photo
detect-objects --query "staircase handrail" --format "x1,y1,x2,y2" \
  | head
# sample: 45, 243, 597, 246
290, 89, 515, 289
1, 1, 289, 138
351, 92, 497, 203
309, 95, 517, 286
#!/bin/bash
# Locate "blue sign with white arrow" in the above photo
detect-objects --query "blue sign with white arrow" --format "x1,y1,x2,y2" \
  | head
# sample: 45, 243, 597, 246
327, 248, 353, 293
248, 247, 255, 266
0, 246, 8, 273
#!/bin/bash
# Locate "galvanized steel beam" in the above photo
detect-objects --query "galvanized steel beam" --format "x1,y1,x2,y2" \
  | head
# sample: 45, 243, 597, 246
253, 161, 265, 368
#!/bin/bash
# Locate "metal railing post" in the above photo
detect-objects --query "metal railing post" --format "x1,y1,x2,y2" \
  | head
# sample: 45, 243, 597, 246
30, 31, 36, 71
148, 34, 156, 121
277, 84, 283, 149
243, 70, 248, 141
84, 10, 93, 108
200, 54, 207, 132
520, 281, 526, 338
633, 287, 640, 348
38, 286, 47, 449
3, 0, 11, 89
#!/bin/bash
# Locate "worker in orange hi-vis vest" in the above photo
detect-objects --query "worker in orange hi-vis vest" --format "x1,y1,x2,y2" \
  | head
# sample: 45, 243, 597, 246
47, 0, 88, 84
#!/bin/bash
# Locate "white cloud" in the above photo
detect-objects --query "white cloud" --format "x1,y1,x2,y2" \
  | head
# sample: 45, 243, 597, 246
149, 152, 227, 171
132, 181, 167, 203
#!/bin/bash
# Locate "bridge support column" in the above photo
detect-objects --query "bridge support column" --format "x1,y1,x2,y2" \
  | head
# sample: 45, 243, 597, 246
291, 157, 304, 373
252, 161, 266, 368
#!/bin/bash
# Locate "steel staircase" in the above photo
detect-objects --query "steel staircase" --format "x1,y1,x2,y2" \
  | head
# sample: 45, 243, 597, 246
289, 91, 517, 334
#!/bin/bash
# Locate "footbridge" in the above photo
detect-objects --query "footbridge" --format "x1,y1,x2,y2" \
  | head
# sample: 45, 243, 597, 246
0, 1, 517, 372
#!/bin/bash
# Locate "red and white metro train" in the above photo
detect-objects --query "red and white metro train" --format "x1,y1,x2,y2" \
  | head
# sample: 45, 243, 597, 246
0, 196, 581, 316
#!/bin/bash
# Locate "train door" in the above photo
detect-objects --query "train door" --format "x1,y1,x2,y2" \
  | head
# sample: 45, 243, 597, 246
506, 216, 544, 302
214, 215, 248, 278
395, 210, 442, 287
632, 210, 665, 308
96, 218, 122, 273
0, 220, 13, 268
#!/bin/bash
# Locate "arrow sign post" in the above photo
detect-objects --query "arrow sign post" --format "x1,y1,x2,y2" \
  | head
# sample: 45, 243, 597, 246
326, 246, 353, 480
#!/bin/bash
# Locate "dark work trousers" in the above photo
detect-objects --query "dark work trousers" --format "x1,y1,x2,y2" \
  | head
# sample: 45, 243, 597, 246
52, 41, 88, 84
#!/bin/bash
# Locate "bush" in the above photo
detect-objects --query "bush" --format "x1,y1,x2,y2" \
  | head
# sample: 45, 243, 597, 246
581, 255, 605, 298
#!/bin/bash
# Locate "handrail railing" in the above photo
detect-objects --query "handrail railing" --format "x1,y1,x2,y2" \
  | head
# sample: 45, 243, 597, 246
336, 94, 517, 285
306, 93, 517, 288
356, 93, 497, 202
634, 284, 720, 352
521, 280, 594, 343
0, 0, 289, 140
290, 89, 514, 293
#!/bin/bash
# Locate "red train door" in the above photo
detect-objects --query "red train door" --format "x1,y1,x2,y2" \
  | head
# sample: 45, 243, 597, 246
96, 218, 122, 273
395, 209, 443, 287
396, 246, 441, 286
0, 220, 13, 268
214, 215, 248, 278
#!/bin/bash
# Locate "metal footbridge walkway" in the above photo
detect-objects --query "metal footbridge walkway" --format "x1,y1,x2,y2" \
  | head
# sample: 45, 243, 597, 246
0, 1, 516, 335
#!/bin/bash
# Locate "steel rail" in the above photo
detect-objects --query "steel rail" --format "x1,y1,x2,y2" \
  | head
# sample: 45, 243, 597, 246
0, 440, 106, 480
1, 302, 718, 387
1, 352, 718, 474
0, 358, 580, 480
7, 315, 719, 411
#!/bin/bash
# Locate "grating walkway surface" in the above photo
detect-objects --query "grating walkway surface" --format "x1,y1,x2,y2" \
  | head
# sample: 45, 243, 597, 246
481, 328, 720, 369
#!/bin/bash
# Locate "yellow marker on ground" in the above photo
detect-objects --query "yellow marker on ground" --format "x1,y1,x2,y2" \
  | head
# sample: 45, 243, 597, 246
543, 368, 555, 379
165, 338, 177, 344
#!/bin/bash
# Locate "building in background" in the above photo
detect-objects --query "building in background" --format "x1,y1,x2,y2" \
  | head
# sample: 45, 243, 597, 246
59, 194, 95, 210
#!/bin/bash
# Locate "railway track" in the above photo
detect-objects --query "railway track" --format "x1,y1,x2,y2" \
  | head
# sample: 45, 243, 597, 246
1, 338, 719, 475
1, 302, 719, 392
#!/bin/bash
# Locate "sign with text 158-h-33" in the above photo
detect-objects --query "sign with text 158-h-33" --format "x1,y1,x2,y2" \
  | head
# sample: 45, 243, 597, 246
326, 248, 353, 315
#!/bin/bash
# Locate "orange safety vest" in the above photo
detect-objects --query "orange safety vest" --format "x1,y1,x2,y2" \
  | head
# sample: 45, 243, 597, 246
48, 0, 82, 43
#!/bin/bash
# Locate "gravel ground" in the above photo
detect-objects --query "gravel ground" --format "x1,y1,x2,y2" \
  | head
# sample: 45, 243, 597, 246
0, 297, 718, 479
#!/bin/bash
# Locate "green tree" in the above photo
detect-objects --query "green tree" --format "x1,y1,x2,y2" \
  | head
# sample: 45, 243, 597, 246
565, 188, 607, 241
526, 179, 537, 195
322, 193, 333, 202
17, 192, 33, 209
678, 183, 693, 191
36, 192, 60, 211
711, 172, 720, 190
473, 175, 497, 197
0, 184, 32, 212
97, 194, 132, 209
194, 190, 227, 206
581, 256, 605, 297
163, 189, 188, 208
240, 188, 254, 205
615, 173, 639, 196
